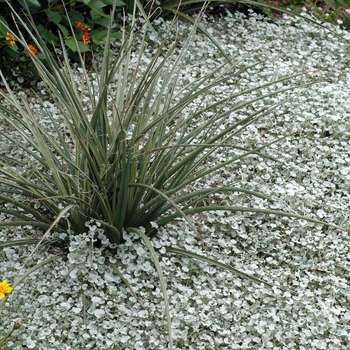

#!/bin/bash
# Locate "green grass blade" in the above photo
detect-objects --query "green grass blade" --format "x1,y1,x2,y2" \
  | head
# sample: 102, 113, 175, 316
0, 239, 57, 248
165, 246, 275, 289
127, 227, 173, 350
175, 10, 231, 62
158, 206, 349, 233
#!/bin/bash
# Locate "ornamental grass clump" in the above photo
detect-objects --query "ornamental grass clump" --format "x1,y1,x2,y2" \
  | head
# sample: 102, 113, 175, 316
0, 1, 345, 246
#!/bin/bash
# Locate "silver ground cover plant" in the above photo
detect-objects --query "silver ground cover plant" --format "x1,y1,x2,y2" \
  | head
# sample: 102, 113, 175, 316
0, 1, 350, 349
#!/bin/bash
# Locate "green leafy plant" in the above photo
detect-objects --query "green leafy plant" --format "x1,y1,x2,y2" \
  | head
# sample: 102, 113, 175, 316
124, 0, 232, 16
0, 0, 124, 75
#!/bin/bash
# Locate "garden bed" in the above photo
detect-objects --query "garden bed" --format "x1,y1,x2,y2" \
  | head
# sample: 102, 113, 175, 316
1, 9, 350, 349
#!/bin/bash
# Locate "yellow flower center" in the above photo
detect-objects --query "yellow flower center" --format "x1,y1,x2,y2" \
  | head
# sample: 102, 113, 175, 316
0, 280, 13, 298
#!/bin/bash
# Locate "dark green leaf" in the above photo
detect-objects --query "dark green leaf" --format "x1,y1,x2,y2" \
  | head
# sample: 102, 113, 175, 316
18, 0, 40, 8
64, 37, 77, 52
103, 0, 124, 5
27, 0, 40, 6
92, 17, 110, 27
88, 0, 106, 10
65, 37, 91, 52
57, 23, 69, 37
91, 29, 108, 44
45, 10, 63, 24
0, 14, 9, 27
37, 24, 58, 45
66, 10, 84, 24
110, 31, 122, 41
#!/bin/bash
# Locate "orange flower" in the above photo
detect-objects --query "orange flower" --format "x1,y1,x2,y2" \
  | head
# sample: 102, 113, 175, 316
82, 31, 91, 44
47, 17, 53, 23
25, 44, 39, 58
5, 32, 15, 46
75, 21, 91, 44
75, 21, 90, 32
